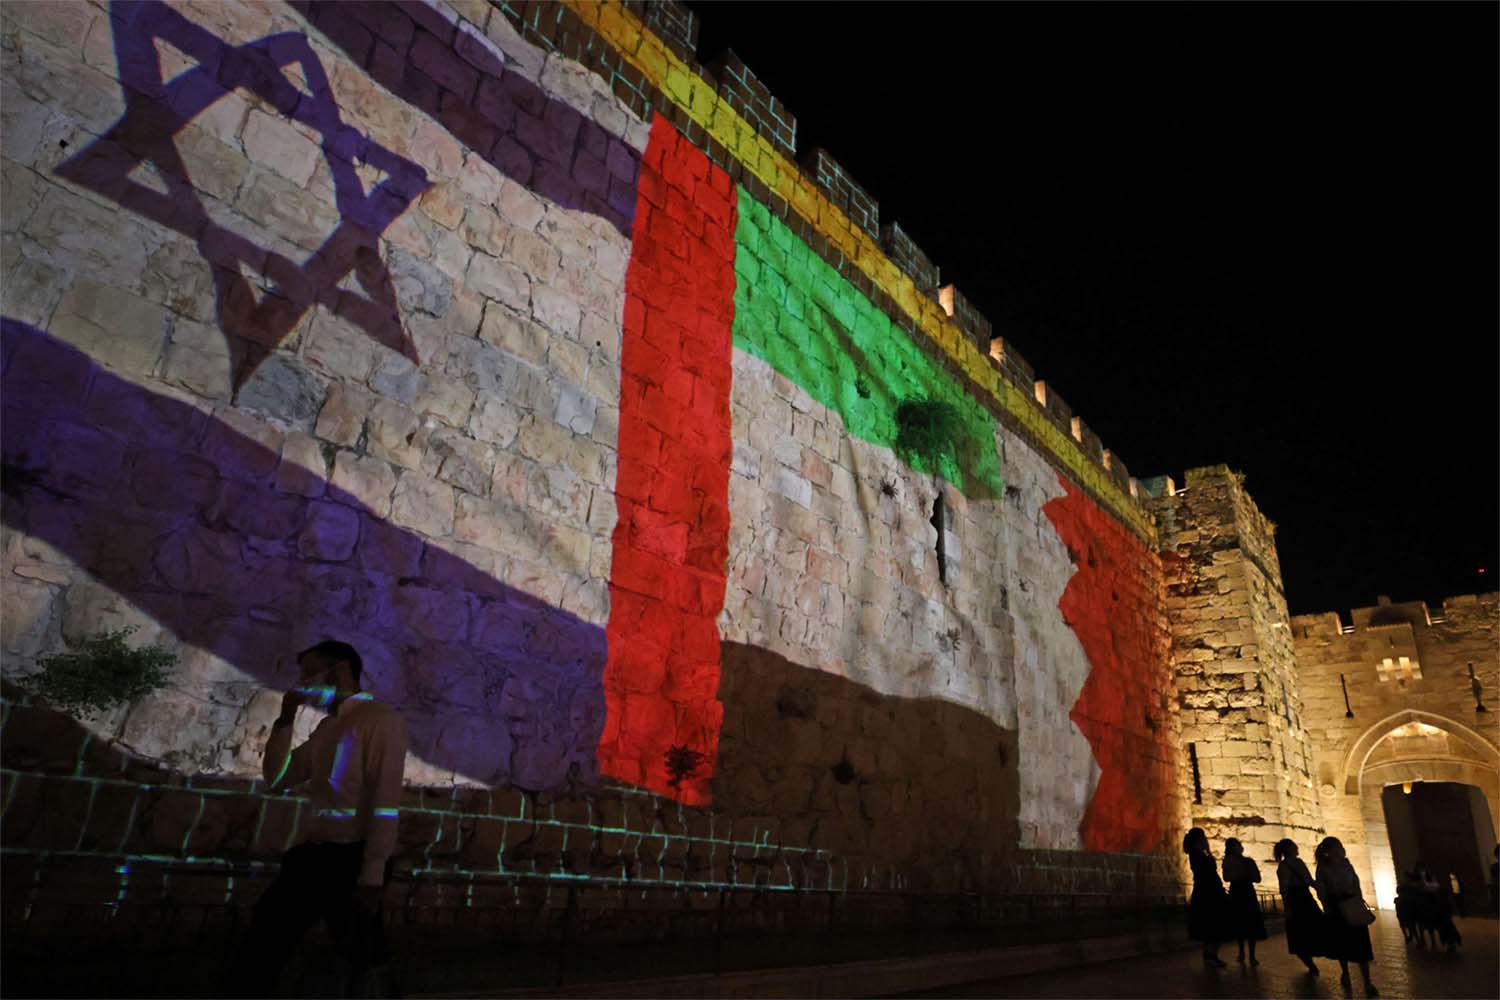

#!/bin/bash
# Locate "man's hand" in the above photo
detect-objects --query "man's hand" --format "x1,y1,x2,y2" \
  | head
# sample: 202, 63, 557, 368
275, 688, 304, 727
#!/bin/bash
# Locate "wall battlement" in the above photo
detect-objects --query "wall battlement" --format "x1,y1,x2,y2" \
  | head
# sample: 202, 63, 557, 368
1291, 592, 1499, 639
499, 0, 1154, 536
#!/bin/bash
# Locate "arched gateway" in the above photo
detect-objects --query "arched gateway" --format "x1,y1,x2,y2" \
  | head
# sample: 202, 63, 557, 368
1293, 595, 1499, 908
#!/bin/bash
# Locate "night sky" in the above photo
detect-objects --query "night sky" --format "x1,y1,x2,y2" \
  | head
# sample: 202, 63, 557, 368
686, 1, 1498, 616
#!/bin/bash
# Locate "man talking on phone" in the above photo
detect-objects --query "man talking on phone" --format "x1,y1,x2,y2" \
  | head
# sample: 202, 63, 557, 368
227, 640, 408, 995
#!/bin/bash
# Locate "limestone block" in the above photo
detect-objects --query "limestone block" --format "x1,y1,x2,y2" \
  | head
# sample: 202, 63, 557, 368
369, 350, 421, 409
478, 300, 546, 363
121, 690, 240, 772
469, 394, 524, 448
414, 373, 476, 427
24, 185, 153, 288
0, 575, 58, 661
366, 399, 428, 469
387, 245, 454, 318
48, 280, 167, 377
297, 500, 361, 562
2, 252, 65, 327
547, 338, 589, 391
241, 109, 320, 187
161, 317, 232, 400
467, 252, 531, 311
59, 580, 169, 648
771, 467, 812, 509
390, 470, 456, 538
330, 451, 397, 518
234, 354, 325, 429
131, 448, 219, 514
234, 167, 340, 253
553, 383, 597, 435
275, 432, 328, 498
421, 429, 494, 496
315, 383, 373, 447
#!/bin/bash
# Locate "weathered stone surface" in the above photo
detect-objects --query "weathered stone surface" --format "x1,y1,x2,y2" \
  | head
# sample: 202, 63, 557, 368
59, 580, 169, 648
275, 432, 328, 497
48, 280, 168, 377
234, 354, 325, 428
387, 245, 454, 318
330, 450, 398, 517
161, 317, 232, 400
390, 470, 456, 538
297, 500, 361, 561
315, 383, 373, 447
240, 109, 321, 186
466, 252, 530, 311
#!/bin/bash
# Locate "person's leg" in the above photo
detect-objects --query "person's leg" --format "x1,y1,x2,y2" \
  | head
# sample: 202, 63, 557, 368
1338, 958, 1351, 987
1237, 936, 1245, 962
1248, 938, 1258, 965
1358, 959, 1377, 996
1299, 953, 1319, 973
225, 846, 323, 996
313, 842, 373, 994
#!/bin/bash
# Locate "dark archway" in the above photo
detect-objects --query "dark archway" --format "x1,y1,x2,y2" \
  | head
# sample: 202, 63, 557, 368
1381, 780, 1497, 913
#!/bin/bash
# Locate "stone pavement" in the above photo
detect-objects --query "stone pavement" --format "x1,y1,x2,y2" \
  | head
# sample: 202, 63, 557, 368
900, 917, 1498, 999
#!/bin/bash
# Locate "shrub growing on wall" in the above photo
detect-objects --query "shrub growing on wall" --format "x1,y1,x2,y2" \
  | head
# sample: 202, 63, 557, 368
895, 397, 964, 480
27, 627, 176, 713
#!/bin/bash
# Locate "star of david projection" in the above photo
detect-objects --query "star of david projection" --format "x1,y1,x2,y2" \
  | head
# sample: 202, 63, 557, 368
56, 0, 430, 390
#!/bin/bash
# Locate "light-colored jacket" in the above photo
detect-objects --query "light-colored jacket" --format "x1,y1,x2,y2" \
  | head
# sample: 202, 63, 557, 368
264, 691, 409, 886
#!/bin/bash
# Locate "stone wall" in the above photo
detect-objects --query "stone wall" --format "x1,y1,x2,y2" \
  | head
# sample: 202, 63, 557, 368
0, 0, 1182, 936
1291, 592, 1499, 907
1146, 465, 1321, 862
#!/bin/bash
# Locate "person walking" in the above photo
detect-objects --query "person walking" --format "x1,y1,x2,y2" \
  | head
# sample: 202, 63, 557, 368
226, 640, 408, 997
1221, 838, 1267, 965
1274, 838, 1323, 974
1314, 836, 1379, 997
1184, 827, 1229, 968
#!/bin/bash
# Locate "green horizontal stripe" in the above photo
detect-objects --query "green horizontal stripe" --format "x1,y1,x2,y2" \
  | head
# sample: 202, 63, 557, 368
732, 189, 1003, 498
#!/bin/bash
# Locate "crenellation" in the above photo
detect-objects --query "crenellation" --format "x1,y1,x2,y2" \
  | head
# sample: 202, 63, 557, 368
937, 283, 993, 353
705, 49, 798, 159
1070, 417, 1104, 465
879, 220, 942, 297
988, 336, 1035, 386
628, 0, 700, 62
803, 147, 879, 239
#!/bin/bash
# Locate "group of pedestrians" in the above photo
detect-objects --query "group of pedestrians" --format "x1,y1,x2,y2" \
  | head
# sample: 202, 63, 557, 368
1393, 863, 1463, 950
1185, 828, 1379, 997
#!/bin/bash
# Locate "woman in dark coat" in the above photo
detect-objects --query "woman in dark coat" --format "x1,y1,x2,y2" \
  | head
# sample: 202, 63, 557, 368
1184, 827, 1228, 968
1315, 836, 1379, 997
1221, 838, 1267, 964
1274, 838, 1324, 974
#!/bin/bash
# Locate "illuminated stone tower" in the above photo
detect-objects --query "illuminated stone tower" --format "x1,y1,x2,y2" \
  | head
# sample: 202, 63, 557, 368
1144, 465, 1322, 859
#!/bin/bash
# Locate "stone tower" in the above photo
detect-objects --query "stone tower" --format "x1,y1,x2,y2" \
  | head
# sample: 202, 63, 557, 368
1145, 466, 1323, 858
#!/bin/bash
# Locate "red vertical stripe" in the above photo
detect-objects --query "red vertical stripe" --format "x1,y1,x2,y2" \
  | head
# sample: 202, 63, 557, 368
1044, 472, 1177, 853
599, 115, 736, 805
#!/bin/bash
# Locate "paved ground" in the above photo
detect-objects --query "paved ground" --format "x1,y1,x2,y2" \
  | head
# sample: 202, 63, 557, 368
900, 917, 1497, 999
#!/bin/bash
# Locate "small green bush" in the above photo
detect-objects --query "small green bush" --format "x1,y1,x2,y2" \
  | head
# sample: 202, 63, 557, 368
895, 397, 963, 474
27, 627, 177, 713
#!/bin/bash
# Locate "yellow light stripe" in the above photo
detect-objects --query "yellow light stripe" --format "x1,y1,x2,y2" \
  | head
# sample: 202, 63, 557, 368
563, 1, 1153, 540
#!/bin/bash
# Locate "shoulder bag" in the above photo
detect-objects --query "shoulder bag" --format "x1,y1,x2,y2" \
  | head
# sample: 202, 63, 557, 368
1339, 895, 1376, 926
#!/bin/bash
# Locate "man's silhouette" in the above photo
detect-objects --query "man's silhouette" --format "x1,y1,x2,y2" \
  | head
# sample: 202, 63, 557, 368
228, 640, 407, 995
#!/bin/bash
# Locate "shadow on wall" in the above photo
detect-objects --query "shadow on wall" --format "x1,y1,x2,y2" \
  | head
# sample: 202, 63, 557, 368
715, 642, 1020, 887
0, 318, 606, 790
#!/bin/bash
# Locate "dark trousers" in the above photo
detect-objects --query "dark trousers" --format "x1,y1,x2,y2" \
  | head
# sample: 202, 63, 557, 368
227, 841, 381, 996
